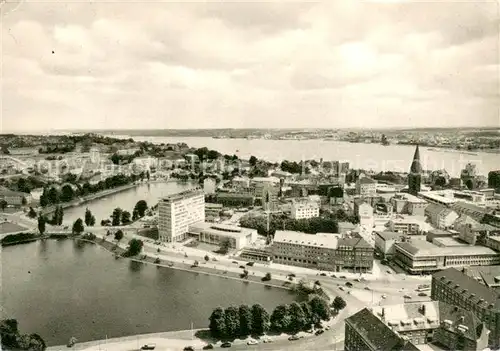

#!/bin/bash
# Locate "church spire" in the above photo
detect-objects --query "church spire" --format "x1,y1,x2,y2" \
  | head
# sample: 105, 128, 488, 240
410, 145, 422, 174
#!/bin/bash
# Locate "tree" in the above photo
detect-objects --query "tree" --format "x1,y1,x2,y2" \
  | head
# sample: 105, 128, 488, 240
299, 301, 313, 329
224, 306, 240, 338
84, 208, 94, 226
121, 210, 131, 225
72, 218, 84, 234
238, 305, 252, 337
125, 238, 143, 256
289, 302, 307, 334
146, 170, 150, 181
39, 188, 49, 207
0, 199, 7, 212
114, 229, 124, 241
332, 296, 347, 313
21, 197, 27, 206
111, 208, 123, 226
251, 304, 270, 335
37, 216, 46, 235
47, 187, 59, 205
204, 254, 210, 262
209, 307, 225, 339
219, 237, 231, 254
0, 319, 19, 349
17, 333, 46, 351
132, 209, 139, 221
309, 295, 330, 321
27, 207, 37, 219
60, 184, 75, 202
270, 304, 291, 332
249, 156, 258, 167
57, 206, 64, 225
134, 200, 148, 218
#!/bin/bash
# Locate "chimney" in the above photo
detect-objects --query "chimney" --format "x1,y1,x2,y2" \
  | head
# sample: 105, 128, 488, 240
454, 306, 459, 312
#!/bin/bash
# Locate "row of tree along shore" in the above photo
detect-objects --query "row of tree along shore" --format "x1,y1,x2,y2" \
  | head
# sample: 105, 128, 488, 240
208, 293, 346, 341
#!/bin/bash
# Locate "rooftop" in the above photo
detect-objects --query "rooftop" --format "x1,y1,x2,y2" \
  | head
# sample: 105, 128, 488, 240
375, 231, 403, 241
273, 231, 339, 249
160, 188, 203, 202
358, 177, 377, 185
396, 240, 499, 257
189, 222, 256, 239
433, 268, 500, 310
419, 192, 456, 205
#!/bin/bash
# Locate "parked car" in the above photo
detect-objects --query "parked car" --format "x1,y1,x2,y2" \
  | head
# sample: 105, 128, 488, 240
246, 262, 255, 266
247, 339, 259, 345
239, 265, 245, 269
339, 286, 345, 291
404, 294, 412, 299
381, 294, 387, 299
221, 342, 232, 348
418, 292, 427, 297
325, 326, 330, 330
315, 329, 325, 336
141, 344, 156, 350
288, 335, 300, 341
203, 344, 214, 350
232, 261, 238, 264
345, 282, 353, 288
364, 286, 371, 291
183, 347, 194, 351
261, 336, 273, 343
320, 273, 327, 276
339, 275, 346, 279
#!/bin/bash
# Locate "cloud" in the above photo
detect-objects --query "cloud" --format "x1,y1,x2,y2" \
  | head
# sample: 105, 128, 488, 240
1, 1, 499, 131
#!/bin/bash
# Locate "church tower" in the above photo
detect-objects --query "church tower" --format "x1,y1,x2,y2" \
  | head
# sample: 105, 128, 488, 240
408, 145, 422, 196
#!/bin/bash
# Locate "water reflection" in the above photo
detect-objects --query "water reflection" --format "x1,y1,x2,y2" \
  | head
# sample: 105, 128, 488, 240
129, 260, 144, 272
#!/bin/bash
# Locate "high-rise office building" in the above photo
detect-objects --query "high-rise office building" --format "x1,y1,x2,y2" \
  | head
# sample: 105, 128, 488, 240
158, 188, 205, 242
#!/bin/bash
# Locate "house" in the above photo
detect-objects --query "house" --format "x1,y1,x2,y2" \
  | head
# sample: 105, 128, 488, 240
0, 188, 31, 206
425, 204, 459, 229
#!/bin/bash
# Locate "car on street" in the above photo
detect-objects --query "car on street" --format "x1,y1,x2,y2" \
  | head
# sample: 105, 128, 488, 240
183, 347, 194, 351
364, 286, 370, 290
246, 262, 255, 266
418, 292, 428, 297
232, 261, 238, 264
221, 342, 232, 348
381, 294, 387, 299
315, 329, 325, 336
320, 273, 327, 276
239, 265, 245, 269
325, 326, 330, 330
261, 336, 273, 343
345, 282, 353, 287
404, 294, 412, 299
354, 278, 360, 282
247, 339, 259, 345
203, 344, 214, 350
339, 286, 345, 291
141, 344, 156, 350
288, 335, 300, 341
386, 270, 392, 274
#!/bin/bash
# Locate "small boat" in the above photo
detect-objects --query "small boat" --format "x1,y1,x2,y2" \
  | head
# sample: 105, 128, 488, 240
236, 149, 240, 152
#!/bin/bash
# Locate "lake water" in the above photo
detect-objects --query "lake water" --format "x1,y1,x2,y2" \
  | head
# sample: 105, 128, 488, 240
1, 239, 299, 346
63, 181, 196, 224
116, 135, 500, 177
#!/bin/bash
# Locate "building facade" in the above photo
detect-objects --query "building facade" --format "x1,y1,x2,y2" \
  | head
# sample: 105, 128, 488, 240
356, 177, 377, 197
158, 188, 205, 242
408, 145, 422, 196
271, 231, 373, 272
345, 301, 489, 351
290, 200, 319, 219
432, 268, 500, 347
188, 222, 257, 250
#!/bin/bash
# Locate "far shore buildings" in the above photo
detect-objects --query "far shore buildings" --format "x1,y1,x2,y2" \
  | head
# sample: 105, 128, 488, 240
271, 230, 374, 272
432, 268, 500, 348
158, 188, 205, 242
0, 187, 31, 206
345, 301, 489, 351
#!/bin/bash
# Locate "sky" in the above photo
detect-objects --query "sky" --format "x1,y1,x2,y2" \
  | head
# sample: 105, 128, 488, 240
1, 0, 499, 132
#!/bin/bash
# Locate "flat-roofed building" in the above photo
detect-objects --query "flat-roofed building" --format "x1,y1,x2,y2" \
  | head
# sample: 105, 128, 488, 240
432, 268, 500, 347
419, 191, 457, 207
291, 199, 319, 219
271, 230, 373, 272
374, 231, 406, 258
391, 193, 428, 216
425, 204, 459, 230
394, 240, 500, 274
158, 188, 205, 242
205, 203, 223, 220
356, 177, 377, 197
387, 216, 424, 235
188, 222, 257, 250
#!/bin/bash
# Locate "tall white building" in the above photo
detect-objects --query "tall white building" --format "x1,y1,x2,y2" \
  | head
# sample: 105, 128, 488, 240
203, 177, 216, 195
158, 188, 205, 242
